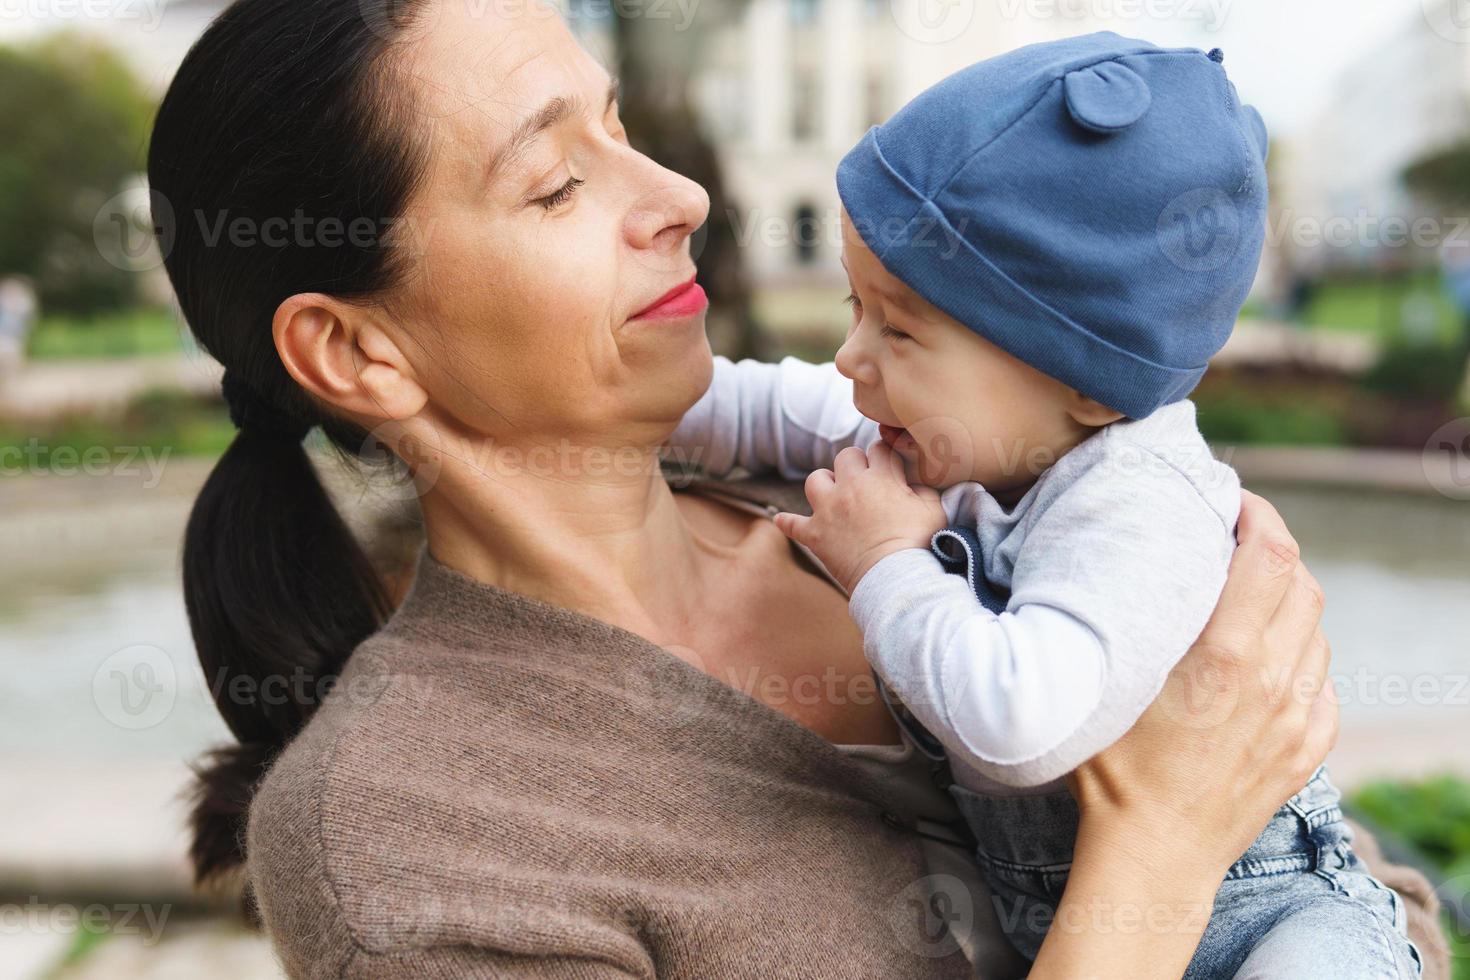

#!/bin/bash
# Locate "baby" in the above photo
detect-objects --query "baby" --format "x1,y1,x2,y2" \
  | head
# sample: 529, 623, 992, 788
670, 33, 1423, 979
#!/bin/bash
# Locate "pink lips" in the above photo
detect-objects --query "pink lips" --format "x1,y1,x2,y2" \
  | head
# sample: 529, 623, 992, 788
629, 277, 709, 321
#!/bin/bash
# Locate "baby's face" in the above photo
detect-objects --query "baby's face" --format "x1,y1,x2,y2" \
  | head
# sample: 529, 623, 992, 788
836, 209, 1120, 496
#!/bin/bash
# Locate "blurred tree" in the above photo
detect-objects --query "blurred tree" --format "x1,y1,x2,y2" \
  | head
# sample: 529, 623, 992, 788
1401, 144, 1470, 405
604, 3, 766, 361
0, 34, 155, 316
1404, 141, 1470, 206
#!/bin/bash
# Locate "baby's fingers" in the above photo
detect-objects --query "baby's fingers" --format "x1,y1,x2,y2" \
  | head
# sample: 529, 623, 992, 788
773, 511, 812, 545
866, 441, 909, 483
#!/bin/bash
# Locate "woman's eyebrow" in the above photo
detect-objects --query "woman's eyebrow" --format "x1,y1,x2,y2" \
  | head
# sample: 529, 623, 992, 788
483, 79, 621, 189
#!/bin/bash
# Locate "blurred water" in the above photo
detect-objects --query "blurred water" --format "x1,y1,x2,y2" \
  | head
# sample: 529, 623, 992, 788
0, 475, 1466, 768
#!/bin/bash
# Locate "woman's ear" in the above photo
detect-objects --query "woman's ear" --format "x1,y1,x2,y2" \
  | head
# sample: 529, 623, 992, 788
273, 293, 429, 427
1065, 391, 1126, 428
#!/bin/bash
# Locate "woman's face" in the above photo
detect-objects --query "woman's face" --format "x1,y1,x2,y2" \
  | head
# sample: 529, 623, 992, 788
386, 0, 712, 453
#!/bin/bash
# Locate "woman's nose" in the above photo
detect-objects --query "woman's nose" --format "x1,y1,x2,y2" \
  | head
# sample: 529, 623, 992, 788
624, 169, 710, 256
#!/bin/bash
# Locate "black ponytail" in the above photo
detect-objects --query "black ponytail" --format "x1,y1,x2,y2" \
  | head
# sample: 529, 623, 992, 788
147, 0, 432, 884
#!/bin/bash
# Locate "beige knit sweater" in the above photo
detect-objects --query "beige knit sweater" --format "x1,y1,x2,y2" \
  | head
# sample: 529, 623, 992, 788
246, 476, 1450, 980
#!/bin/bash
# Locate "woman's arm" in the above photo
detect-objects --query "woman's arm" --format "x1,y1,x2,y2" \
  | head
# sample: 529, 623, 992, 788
1030, 492, 1337, 979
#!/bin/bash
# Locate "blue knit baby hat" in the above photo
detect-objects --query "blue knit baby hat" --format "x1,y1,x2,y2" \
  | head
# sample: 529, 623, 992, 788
836, 32, 1269, 419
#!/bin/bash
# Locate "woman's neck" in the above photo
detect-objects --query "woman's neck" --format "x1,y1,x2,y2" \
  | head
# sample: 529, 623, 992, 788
416, 435, 709, 644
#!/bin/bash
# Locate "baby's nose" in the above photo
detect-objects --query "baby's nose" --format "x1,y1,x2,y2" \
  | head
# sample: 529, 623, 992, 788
834, 339, 879, 387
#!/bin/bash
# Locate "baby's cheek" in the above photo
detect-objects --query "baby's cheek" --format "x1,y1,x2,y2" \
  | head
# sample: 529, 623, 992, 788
903, 411, 984, 487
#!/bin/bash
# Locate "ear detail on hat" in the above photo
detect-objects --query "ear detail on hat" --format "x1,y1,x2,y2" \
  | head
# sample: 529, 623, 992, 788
1063, 61, 1152, 134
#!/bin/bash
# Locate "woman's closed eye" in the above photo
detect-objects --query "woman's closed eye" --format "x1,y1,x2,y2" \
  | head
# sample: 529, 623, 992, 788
531, 175, 584, 212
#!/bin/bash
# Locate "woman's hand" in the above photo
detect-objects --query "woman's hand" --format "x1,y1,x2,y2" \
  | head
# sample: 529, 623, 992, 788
1031, 491, 1337, 979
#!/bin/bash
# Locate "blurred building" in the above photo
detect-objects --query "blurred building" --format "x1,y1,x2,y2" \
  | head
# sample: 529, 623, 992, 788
1, 0, 1099, 313
1276, 0, 1470, 275
684, 0, 1100, 289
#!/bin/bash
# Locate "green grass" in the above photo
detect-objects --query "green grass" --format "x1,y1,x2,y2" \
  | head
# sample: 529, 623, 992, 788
43, 920, 111, 978
0, 388, 236, 463
1195, 390, 1351, 447
1350, 775, 1470, 979
26, 308, 188, 360
1302, 273, 1465, 345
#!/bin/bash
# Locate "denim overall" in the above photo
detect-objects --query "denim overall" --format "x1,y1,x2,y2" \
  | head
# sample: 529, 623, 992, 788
882, 526, 1425, 979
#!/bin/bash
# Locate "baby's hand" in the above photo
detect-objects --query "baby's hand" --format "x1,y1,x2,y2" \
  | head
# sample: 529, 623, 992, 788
774, 443, 947, 595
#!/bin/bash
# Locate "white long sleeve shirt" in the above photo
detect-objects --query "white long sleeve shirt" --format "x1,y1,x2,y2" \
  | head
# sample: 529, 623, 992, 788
667, 356, 1241, 794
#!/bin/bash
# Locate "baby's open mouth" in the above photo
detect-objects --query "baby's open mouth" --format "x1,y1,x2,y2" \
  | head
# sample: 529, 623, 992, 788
878, 423, 918, 454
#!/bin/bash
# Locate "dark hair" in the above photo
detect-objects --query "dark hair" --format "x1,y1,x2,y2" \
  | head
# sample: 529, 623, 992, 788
147, 0, 432, 886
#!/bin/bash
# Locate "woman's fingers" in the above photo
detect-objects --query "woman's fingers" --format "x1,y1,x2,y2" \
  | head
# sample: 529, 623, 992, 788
1300, 676, 1341, 774
1197, 492, 1301, 658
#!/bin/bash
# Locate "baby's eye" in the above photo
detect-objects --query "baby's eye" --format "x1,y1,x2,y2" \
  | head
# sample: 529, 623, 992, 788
843, 293, 862, 311
880, 324, 912, 342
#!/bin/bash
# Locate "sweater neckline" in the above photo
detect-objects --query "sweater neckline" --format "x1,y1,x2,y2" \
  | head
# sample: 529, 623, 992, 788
378, 478, 916, 809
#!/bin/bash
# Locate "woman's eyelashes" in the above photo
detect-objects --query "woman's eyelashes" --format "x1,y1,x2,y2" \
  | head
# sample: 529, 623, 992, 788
531, 175, 584, 212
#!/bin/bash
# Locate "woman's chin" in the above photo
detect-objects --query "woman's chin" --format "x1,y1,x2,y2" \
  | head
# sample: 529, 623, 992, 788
632, 335, 714, 436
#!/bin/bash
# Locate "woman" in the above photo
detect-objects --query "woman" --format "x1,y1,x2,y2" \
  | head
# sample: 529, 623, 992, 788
150, 0, 1447, 976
